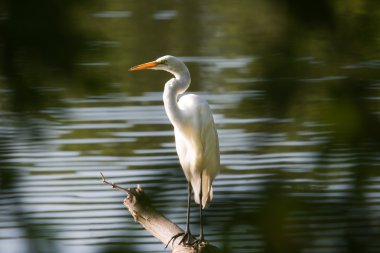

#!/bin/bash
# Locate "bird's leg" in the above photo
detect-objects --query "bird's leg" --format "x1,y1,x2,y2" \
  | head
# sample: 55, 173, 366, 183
199, 173, 205, 242
199, 192, 205, 242
184, 181, 192, 236
178, 182, 195, 244
193, 173, 206, 246
165, 182, 194, 248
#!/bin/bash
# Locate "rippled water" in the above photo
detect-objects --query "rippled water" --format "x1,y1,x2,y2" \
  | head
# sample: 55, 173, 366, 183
1, 66, 379, 252
1, 81, 265, 252
1, 1, 380, 253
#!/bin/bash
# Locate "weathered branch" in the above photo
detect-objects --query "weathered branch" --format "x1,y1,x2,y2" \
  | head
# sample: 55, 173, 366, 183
101, 173, 221, 253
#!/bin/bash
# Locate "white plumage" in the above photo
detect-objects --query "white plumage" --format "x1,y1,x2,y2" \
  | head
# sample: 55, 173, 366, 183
175, 93, 219, 207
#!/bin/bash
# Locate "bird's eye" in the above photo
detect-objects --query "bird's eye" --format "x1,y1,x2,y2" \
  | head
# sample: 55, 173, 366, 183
160, 60, 168, 65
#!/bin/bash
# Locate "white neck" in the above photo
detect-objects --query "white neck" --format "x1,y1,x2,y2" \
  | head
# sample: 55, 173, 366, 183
162, 68, 191, 129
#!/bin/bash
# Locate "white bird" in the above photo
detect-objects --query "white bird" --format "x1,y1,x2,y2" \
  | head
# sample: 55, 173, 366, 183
129, 55, 220, 245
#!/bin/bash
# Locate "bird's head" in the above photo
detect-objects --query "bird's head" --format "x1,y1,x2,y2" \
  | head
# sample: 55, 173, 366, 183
129, 55, 187, 75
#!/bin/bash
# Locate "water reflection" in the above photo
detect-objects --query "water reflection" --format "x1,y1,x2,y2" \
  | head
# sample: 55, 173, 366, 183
1, 86, 379, 253
1, 0, 380, 253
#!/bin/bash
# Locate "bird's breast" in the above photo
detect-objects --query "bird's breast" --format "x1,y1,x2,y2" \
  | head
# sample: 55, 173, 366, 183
174, 128, 203, 173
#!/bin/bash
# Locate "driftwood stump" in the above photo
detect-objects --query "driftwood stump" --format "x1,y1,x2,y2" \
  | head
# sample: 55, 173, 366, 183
101, 173, 221, 253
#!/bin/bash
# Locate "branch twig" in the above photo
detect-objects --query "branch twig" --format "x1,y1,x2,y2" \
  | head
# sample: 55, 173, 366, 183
100, 172, 130, 193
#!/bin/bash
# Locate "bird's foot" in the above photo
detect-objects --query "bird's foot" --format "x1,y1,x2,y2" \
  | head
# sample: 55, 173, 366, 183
191, 235, 207, 249
165, 231, 195, 248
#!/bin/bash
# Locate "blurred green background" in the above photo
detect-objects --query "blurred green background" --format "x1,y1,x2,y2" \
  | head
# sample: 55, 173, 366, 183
0, 0, 379, 253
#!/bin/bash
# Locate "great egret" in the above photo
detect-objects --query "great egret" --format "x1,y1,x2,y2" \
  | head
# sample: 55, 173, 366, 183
129, 55, 220, 245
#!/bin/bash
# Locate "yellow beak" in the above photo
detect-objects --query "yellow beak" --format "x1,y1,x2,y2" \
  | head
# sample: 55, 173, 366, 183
129, 61, 158, 71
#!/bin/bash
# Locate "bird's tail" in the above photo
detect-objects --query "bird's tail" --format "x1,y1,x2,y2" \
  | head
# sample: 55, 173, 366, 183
192, 171, 213, 209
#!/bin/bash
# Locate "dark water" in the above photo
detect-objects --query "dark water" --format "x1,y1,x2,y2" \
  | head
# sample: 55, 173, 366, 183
1, 1, 380, 253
